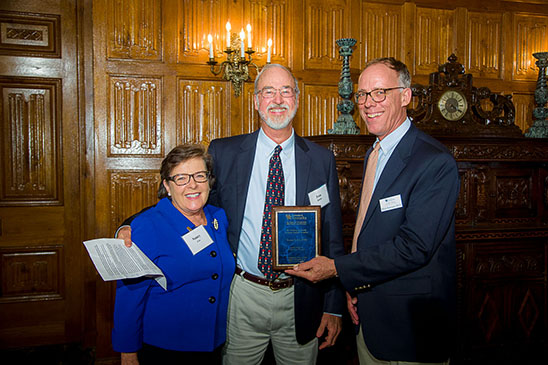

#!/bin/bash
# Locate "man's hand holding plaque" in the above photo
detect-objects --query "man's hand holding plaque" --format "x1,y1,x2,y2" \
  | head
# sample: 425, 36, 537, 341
271, 206, 321, 270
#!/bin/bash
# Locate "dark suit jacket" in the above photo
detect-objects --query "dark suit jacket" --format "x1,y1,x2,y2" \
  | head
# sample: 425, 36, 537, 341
208, 130, 345, 344
335, 124, 460, 362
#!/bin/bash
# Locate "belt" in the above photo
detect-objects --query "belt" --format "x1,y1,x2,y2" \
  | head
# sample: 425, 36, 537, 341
235, 267, 293, 290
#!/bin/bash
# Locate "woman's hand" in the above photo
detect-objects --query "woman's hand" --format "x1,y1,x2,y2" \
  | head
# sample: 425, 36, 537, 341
121, 352, 139, 365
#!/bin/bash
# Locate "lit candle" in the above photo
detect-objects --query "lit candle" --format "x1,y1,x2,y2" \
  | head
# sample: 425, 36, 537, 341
240, 29, 245, 58
207, 34, 213, 59
267, 38, 272, 63
246, 24, 252, 49
226, 21, 231, 48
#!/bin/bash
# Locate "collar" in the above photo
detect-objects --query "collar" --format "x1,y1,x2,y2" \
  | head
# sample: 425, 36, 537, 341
258, 127, 295, 157
376, 117, 411, 154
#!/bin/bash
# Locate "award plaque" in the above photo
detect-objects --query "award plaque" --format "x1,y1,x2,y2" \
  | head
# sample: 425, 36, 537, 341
271, 206, 321, 270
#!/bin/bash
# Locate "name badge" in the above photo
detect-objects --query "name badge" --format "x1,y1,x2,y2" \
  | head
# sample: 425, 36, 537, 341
308, 184, 330, 208
182, 225, 213, 255
379, 194, 403, 212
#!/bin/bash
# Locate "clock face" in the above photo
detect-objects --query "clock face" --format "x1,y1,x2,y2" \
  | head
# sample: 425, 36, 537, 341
437, 90, 468, 121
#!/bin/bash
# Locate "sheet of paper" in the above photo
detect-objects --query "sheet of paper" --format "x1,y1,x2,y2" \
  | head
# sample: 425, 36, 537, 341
83, 238, 167, 290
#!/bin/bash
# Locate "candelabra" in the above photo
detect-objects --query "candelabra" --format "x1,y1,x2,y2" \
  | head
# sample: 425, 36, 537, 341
525, 52, 548, 138
328, 38, 360, 134
207, 30, 270, 97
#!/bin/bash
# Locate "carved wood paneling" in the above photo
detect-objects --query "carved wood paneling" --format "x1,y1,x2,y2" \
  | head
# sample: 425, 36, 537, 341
494, 170, 535, 218
107, 0, 162, 60
177, 79, 231, 144
108, 75, 163, 156
233, 82, 260, 137
0, 78, 61, 205
512, 92, 535, 132
109, 171, 160, 235
467, 12, 502, 79
178, 0, 228, 63
361, 3, 404, 63
247, 0, 291, 65
455, 169, 470, 223
305, 0, 349, 70
0, 246, 63, 303
301, 84, 340, 136
470, 242, 545, 344
414, 7, 456, 75
514, 14, 548, 81
0, 11, 60, 58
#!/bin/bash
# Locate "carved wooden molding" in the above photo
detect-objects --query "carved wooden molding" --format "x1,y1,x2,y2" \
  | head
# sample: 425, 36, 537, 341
456, 230, 548, 240
475, 254, 542, 274
0, 11, 60, 58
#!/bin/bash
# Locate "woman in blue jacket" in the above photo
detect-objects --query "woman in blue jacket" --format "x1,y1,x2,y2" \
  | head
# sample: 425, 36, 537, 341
112, 144, 235, 364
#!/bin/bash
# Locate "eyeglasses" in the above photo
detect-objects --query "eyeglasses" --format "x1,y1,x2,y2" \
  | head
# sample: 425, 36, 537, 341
256, 86, 296, 99
167, 171, 209, 186
355, 87, 405, 105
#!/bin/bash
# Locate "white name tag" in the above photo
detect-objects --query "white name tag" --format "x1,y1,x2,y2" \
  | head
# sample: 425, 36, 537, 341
308, 184, 330, 208
379, 194, 403, 212
182, 225, 213, 255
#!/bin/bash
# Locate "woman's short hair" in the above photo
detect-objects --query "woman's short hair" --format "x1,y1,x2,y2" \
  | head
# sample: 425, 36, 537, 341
157, 144, 214, 199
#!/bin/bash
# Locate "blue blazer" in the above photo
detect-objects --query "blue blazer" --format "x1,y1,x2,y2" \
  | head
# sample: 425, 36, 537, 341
112, 198, 235, 352
335, 124, 460, 362
208, 130, 346, 344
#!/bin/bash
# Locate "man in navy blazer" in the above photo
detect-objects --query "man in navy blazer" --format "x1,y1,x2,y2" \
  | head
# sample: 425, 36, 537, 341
208, 64, 345, 364
287, 58, 459, 364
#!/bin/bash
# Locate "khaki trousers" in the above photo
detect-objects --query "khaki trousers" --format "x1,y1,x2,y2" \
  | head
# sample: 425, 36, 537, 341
357, 326, 449, 365
222, 273, 318, 365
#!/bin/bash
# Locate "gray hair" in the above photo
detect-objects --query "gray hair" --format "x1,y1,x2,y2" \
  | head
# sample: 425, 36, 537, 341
254, 63, 300, 95
364, 57, 411, 88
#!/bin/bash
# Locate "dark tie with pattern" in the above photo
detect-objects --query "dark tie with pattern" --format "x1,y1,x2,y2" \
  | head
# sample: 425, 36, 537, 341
258, 145, 285, 280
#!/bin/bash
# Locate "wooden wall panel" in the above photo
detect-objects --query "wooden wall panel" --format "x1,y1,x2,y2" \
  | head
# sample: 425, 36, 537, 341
108, 171, 161, 235
302, 84, 340, 135
107, 0, 162, 60
0, 246, 63, 302
232, 82, 260, 136
0, 78, 61, 205
248, 0, 291, 65
305, 0, 350, 70
414, 7, 456, 75
108, 75, 163, 156
467, 11, 502, 79
361, 3, 405, 63
0, 11, 60, 58
178, 0, 228, 63
514, 13, 548, 80
177, 80, 231, 145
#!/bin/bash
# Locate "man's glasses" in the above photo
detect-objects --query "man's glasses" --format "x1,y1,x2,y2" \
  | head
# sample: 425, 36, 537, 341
167, 171, 209, 186
256, 86, 296, 99
355, 87, 405, 105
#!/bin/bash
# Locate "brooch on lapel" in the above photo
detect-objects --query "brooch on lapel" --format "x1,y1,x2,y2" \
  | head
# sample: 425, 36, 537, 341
213, 218, 219, 230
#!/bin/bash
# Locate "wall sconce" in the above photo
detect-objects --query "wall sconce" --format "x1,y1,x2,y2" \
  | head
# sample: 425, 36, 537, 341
207, 22, 271, 97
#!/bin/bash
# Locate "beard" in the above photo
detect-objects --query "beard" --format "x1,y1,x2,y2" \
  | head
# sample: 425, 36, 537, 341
259, 102, 297, 130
